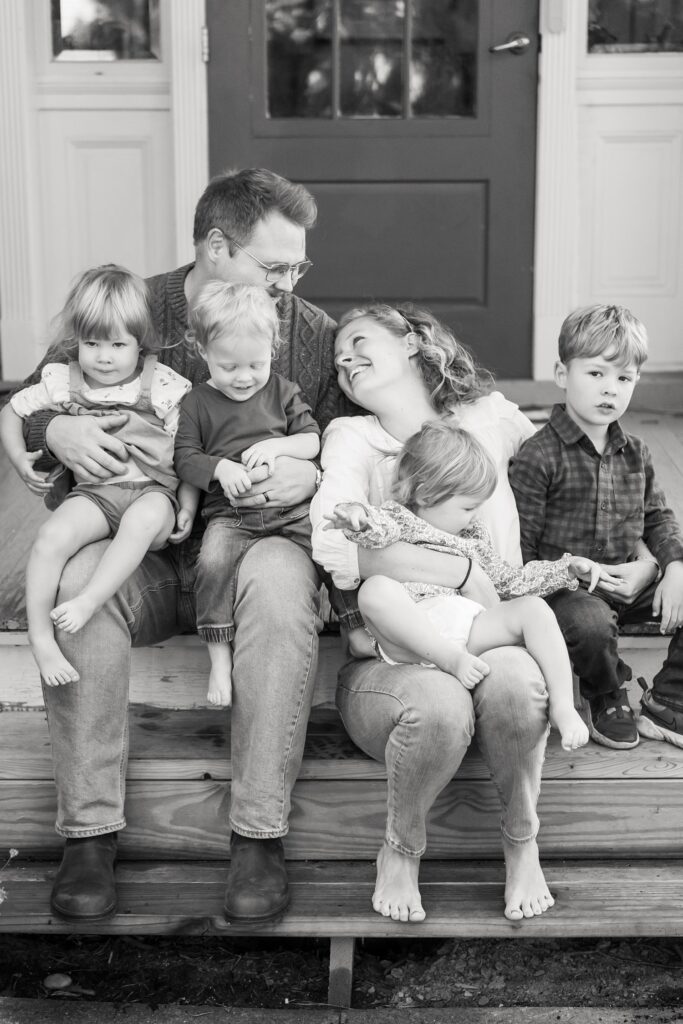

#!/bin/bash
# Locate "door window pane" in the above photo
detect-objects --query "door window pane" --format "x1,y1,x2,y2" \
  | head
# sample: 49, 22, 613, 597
265, 0, 478, 118
588, 0, 683, 52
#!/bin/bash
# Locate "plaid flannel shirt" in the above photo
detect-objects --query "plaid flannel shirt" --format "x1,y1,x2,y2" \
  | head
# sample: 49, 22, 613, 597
508, 404, 683, 570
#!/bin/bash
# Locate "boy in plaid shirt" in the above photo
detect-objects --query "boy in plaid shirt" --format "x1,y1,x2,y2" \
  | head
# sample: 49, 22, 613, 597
509, 305, 683, 750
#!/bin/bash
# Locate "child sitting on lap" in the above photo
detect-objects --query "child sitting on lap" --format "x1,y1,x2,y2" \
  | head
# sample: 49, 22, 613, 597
326, 420, 622, 751
0, 264, 193, 687
174, 282, 320, 708
509, 304, 683, 750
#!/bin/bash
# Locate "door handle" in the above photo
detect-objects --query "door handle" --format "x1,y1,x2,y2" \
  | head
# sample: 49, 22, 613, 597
489, 33, 531, 55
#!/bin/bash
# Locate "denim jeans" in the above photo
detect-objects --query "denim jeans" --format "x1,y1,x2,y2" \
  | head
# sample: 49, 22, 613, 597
337, 646, 549, 857
44, 534, 323, 838
546, 583, 683, 702
196, 503, 312, 642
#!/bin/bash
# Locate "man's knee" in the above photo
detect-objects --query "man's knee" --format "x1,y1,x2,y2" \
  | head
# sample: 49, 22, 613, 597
56, 541, 110, 603
236, 538, 320, 618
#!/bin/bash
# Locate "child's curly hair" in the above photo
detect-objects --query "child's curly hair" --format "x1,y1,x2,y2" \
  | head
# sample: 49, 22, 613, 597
393, 420, 498, 512
187, 281, 281, 354
336, 302, 493, 413
46, 264, 158, 362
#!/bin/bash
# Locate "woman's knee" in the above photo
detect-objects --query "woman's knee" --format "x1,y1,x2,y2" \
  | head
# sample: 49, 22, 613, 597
477, 646, 548, 709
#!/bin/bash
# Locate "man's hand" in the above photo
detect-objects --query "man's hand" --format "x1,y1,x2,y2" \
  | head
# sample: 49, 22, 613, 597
461, 560, 500, 609
169, 507, 195, 544
569, 556, 623, 594
11, 450, 54, 495
241, 438, 282, 474
45, 413, 130, 483
324, 502, 370, 533
594, 559, 659, 605
214, 459, 252, 500
231, 457, 317, 508
653, 561, 683, 634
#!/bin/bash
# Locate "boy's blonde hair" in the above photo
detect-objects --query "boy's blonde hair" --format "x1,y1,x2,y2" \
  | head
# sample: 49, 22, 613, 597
46, 264, 158, 361
336, 303, 492, 414
188, 282, 281, 352
393, 420, 497, 512
558, 304, 648, 368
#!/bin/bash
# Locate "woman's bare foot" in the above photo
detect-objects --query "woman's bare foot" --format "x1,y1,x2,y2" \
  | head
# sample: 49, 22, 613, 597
502, 837, 554, 920
51, 594, 99, 634
30, 633, 80, 687
444, 649, 490, 690
551, 704, 590, 751
372, 842, 426, 922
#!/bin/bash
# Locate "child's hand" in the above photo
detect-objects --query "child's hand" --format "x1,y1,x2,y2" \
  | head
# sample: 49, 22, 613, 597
323, 502, 370, 533
569, 556, 623, 594
653, 561, 683, 634
12, 450, 54, 495
241, 439, 281, 475
169, 507, 195, 544
214, 459, 252, 499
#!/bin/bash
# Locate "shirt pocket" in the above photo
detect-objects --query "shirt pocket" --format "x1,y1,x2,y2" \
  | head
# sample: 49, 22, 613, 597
613, 471, 645, 529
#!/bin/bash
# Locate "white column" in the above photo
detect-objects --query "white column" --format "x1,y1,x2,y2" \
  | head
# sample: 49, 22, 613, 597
533, 0, 586, 378
0, 2, 43, 380
169, 0, 210, 266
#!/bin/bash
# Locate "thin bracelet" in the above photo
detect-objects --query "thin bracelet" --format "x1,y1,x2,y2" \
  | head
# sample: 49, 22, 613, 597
459, 557, 473, 589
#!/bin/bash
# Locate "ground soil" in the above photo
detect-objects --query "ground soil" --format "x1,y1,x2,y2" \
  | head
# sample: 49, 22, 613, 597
2, 934, 683, 1011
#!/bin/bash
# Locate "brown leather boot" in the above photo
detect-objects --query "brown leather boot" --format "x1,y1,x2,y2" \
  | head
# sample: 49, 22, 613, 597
223, 833, 290, 922
50, 833, 118, 920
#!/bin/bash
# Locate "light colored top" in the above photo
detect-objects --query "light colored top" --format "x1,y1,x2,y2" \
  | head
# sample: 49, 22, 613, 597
310, 391, 536, 590
11, 360, 191, 485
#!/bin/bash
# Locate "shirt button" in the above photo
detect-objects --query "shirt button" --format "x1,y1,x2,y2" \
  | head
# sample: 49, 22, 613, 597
600, 501, 607, 510
353, 577, 360, 585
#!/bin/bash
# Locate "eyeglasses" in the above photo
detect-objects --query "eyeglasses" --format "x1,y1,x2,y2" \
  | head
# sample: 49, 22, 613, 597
221, 232, 313, 283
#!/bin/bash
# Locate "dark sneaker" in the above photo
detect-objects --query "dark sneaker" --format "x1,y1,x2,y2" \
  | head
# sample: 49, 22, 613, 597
587, 688, 639, 749
637, 679, 683, 749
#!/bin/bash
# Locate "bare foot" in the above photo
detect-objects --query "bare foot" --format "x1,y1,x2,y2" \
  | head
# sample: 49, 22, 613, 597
207, 666, 232, 708
372, 842, 426, 922
502, 837, 554, 921
345, 626, 376, 660
51, 594, 99, 634
445, 649, 490, 690
551, 704, 590, 751
30, 633, 80, 687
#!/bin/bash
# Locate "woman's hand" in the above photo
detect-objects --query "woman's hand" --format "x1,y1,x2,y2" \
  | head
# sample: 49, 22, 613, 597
461, 560, 500, 609
653, 561, 683, 634
231, 457, 317, 508
324, 502, 370, 533
45, 412, 130, 483
569, 556, 623, 594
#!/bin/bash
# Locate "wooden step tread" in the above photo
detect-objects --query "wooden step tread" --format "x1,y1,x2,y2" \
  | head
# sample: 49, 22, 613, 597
3, 859, 683, 938
3, 705, 683, 781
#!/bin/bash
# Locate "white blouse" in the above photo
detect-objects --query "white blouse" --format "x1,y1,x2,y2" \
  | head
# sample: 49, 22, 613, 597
310, 391, 536, 590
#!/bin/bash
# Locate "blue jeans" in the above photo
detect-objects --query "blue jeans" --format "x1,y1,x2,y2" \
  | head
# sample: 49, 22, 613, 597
44, 535, 323, 838
196, 503, 312, 642
337, 647, 549, 857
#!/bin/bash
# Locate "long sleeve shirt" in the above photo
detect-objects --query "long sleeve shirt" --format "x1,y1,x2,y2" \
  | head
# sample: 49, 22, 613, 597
341, 500, 578, 603
509, 404, 683, 570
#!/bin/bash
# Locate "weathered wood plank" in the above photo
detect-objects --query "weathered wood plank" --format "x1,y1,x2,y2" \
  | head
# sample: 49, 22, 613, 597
5, 778, 683, 860
4, 859, 683, 938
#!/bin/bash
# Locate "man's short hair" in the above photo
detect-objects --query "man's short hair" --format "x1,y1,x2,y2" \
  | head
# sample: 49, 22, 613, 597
558, 304, 648, 368
193, 168, 318, 246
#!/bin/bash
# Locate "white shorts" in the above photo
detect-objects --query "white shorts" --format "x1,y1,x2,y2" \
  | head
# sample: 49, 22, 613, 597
375, 593, 485, 667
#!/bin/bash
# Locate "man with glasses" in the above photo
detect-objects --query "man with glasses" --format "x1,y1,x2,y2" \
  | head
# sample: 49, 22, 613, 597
21, 169, 347, 923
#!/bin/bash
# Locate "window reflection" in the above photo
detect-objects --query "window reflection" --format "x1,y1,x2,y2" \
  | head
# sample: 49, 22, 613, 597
588, 0, 683, 52
265, 0, 478, 119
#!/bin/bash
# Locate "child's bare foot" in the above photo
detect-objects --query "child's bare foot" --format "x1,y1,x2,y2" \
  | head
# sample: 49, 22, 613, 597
551, 705, 590, 751
372, 842, 426, 922
51, 595, 99, 634
345, 626, 376, 659
502, 837, 554, 920
30, 633, 80, 687
445, 649, 490, 690
207, 666, 232, 708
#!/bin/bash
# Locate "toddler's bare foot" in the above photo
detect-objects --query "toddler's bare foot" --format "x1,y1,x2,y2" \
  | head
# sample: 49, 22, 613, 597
51, 595, 99, 634
372, 842, 425, 923
30, 633, 80, 687
446, 649, 490, 689
551, 705, 589, 751
207, 667, 232, 708
502, 837, 554, 921
345, 626, 376, 660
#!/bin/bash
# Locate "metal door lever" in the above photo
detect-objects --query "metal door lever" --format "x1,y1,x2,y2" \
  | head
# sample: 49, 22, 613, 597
489, 33, 531, 55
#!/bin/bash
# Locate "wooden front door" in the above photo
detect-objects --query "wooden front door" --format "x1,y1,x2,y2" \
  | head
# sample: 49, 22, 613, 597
206, 0, 539, 377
